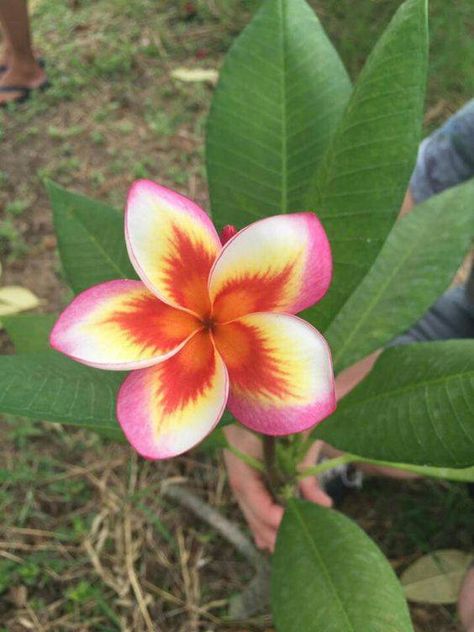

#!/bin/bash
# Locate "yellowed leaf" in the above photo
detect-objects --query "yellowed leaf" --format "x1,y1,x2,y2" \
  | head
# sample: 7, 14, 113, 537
170, 67, 218, 85
401, 549, 473, 604
0, 286, 41, 318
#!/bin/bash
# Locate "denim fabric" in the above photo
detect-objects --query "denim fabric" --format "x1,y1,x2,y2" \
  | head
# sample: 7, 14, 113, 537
394, 101, 474, 342
410, 100, 474, 204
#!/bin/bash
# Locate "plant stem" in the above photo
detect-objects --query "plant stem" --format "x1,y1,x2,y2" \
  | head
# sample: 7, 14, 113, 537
298, 453, 474, 483
297, 454, 361, 480
225, 444, 266, 473
263, 436, 280, 493
221, 431, 265, 472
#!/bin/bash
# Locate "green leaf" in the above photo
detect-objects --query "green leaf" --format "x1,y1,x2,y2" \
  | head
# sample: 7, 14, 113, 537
271, 499, 413, 632
206, 0, 351, 226
0, 351, 124, 439
401, 549, 473, 605
47, 180, 137, 294
326, 178, 474, 373
303, 0, 428, 332
315, 341, 474, 468
2, 313, 56, 353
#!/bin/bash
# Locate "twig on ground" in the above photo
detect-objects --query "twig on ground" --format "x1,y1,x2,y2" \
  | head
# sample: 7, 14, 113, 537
162, 482, 262, 568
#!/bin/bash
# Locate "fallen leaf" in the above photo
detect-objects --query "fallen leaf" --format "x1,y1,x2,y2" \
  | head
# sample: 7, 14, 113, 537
401, 549, 473, 604
0, 286, 41, 319
170, 67, 218, 85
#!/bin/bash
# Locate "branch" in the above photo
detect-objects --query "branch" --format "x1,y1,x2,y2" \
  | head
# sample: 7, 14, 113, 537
162, 483, 263, 568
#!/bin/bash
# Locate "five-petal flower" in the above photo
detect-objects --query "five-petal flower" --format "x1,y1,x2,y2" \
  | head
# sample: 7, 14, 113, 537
50, 180, 336, 459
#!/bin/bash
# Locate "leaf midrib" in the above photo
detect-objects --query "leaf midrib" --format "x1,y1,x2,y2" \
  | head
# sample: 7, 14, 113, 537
332, 190, 473, 369
289, 501, 356, 632
63, 204, 130, 283
279, 0, 288, 213
331, 205, 443, 367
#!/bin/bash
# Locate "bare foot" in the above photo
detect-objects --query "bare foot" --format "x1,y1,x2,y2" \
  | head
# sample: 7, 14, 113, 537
0, 57, 47, 105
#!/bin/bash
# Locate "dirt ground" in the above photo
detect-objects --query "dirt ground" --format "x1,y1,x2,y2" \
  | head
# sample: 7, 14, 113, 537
1, 1, 473, 630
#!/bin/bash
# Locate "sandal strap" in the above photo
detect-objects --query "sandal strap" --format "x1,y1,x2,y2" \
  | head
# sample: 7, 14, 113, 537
0, 85, 30, 93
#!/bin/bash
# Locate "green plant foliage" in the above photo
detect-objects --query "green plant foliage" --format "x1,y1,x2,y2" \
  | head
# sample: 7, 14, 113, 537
326, 178, 474, 373
303, 0, 428, 332
271, 499, 413, 632
206, 0, 351, 226
0, 351, 124, 438
2, 313, 56, 353
315, 340, 474, 468
47, 180, 137, 294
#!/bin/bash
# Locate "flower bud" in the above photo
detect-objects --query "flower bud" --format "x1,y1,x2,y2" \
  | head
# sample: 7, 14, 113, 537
219, 225, 237, 245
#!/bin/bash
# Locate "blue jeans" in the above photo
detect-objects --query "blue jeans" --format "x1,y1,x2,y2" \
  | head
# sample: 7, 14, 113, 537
397, 100, 474, 343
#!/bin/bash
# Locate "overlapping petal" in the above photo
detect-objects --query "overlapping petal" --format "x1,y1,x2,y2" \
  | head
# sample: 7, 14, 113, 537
209, 213, 332, 322
126, 180, 222, 315
50, 280, 201, 370
212, 312, 335, 435
117, 330, 229, 459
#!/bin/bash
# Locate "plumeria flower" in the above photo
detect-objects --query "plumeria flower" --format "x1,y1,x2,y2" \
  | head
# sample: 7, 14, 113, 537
50, 180, 335, 459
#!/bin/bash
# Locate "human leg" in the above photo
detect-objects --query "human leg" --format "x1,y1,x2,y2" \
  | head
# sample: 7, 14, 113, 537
0, 0, 46, 105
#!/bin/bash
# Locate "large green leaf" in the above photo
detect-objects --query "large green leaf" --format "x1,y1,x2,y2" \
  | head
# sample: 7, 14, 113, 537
315, 341, 474, 468
2, 313, 56, 353
303, 0, 428, 332
47, 180, 137, 294
206, 0, 351, 226
0, 351, 124, 439
271, 499, 413, 632
326, 179, 474, 373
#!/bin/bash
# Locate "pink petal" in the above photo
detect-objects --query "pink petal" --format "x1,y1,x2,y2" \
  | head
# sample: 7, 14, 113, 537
117, 330, 229, 459
213, 312, 335, 435
125, 180, 221, 316
50, 280, 201, 370
209, 213, 332, 322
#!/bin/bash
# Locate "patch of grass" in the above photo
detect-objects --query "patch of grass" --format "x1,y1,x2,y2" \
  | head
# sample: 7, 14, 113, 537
47, 124, 86, 140
4, 198, 30, 217
145, 109, 177, 137
0, 219, 28, 260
